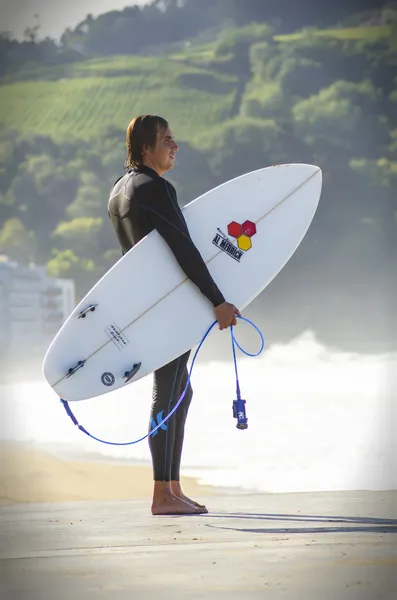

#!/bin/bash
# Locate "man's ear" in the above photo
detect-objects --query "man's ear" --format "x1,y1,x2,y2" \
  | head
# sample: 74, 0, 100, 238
142, 143, 154, 156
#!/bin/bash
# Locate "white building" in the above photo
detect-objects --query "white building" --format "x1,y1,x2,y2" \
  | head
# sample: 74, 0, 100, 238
0, 257, 76, 359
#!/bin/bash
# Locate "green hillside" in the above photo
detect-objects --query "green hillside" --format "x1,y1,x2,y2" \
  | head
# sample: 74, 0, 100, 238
1, 24, 394, 143
0, 18, 396, 353
0, 56, 237, 144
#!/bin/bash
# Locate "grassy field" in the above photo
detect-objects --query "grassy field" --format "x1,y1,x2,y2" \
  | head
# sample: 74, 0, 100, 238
0, 23, 394, 143
0, 56, 237, 143
275, 24, 396, 42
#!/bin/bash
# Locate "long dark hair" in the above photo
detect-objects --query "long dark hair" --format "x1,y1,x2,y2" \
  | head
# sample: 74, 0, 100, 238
124, 114, 168, 169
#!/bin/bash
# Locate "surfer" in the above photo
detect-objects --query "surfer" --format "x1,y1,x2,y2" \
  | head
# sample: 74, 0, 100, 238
108, 115, 240, 515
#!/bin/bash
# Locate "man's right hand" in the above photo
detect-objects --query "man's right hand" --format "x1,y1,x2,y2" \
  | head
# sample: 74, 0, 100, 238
214, 302, 241, 331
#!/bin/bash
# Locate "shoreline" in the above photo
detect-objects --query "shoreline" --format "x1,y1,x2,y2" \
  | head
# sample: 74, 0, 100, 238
1, 440, 396, 509
1, 338, 396, 386
0, 440, 222, 506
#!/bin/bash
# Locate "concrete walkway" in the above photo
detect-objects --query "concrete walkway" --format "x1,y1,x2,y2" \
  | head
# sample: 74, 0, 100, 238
1, 490, 396, 599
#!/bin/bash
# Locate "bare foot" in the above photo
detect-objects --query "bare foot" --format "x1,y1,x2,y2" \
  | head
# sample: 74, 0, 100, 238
174, 492, 208, 513
151, 495, 203, 515
151, 481, 205, 515
170, 481, 208, 513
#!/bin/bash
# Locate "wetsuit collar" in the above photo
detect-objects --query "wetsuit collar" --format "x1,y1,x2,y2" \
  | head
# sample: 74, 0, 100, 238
133, 164, 161, 178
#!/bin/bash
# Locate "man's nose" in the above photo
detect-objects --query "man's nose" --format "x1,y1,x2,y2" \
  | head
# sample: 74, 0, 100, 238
172, 140, 179, 151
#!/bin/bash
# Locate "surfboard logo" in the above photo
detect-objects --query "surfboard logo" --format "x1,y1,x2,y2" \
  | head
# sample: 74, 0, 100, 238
149, 411, 168, 436
105, 322, 130, 350
212, 220, 256, 262
101, 372, 115, 386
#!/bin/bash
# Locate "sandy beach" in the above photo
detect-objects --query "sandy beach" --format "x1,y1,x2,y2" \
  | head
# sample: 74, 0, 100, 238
0, 441, 217, 505
1, 488, 396, 599
1, 443, 396, 599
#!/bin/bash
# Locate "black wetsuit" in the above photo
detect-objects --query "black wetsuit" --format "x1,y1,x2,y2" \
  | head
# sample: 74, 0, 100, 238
108, 165, 225, 481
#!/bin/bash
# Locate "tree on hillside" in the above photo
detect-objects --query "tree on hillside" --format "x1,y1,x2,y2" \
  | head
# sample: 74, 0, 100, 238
65, 172, 109, 219
46, 248, 99, 298
0, 218, 36, 263
292, 80, 389, 160
198, 117, 285, 182
23, 14, 41, 43
204, 0, 391, 31
51, 217, 103, 260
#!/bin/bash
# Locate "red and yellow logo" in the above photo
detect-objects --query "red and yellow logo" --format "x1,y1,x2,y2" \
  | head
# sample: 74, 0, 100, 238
227, 220, 257, 251
212, 219, 257, 263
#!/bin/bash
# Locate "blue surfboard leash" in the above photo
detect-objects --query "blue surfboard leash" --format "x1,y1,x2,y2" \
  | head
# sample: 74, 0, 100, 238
60, 315, 265, 445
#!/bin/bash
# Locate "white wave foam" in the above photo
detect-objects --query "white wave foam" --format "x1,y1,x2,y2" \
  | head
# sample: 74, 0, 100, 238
1, 330, 395, 493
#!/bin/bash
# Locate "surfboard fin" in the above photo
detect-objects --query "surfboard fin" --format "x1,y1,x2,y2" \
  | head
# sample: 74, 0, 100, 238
124, 362, 142, 383
65, 360, 86, 378
77, 304, 98, 319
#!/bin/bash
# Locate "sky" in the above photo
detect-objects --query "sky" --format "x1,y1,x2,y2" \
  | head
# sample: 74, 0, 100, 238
0, 0, 151, 41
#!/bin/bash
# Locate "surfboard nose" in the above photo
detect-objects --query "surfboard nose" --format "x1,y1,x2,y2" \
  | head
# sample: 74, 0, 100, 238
282, 163, 321, 176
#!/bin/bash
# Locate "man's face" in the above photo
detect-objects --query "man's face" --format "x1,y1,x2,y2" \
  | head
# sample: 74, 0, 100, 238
147, 126, 179, 174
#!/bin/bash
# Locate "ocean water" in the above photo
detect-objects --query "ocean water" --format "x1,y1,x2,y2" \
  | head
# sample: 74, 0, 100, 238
1, 330, 396, 494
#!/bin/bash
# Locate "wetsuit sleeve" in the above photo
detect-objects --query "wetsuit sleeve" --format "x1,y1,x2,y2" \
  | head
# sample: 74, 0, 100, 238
140, 180, 225, 307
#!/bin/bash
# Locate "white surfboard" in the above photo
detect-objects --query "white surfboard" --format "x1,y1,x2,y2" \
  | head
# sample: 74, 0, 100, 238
42, 164, 322, 402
